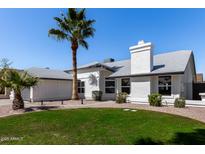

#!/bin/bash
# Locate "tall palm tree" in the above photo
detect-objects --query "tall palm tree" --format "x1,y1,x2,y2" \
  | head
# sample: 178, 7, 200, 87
48, 8, 95, 100
0, 69, 38, 110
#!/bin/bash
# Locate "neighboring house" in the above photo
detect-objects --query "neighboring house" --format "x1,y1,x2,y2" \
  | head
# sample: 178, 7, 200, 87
66, 40, 196, 102
193, 73, 205, 100
10, 67, 73, 102
196, 73, 204, 83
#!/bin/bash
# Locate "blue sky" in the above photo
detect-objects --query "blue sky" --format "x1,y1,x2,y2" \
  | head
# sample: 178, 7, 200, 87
0, 9, 204, 75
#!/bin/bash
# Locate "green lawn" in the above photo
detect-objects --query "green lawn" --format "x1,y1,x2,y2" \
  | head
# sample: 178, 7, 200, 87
0, 108, 205, 145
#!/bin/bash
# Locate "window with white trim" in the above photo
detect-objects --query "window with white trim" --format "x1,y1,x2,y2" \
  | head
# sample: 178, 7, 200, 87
158, 76, 171, 96
121, 78, 130, 94
105, 79, 115, 93
78, 81, 85, 93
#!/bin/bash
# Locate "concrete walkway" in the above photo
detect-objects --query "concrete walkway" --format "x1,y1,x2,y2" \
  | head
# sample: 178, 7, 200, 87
0, 99, 205, 123
0, 99, 12, 106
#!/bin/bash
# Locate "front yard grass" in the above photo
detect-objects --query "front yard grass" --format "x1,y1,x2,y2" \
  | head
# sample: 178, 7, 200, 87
0, 108, 205, 144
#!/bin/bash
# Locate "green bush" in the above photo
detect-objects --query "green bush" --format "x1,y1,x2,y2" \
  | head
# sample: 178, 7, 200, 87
92, 91, 103, 101
116, 92, 128, 103
174, 98, 186, 108
148, 93, 162, 107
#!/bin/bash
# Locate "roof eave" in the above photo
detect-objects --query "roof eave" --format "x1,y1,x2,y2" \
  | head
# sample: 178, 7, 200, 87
107, 71, 184, 79
66, 64, 115, 73
38, 77, 73, 81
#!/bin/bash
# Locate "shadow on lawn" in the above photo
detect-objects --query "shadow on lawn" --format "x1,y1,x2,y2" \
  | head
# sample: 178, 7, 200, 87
171, 128, 205, 145
135, 138, 164, 145
135, 129, 205, 145
24, 106, 60, 112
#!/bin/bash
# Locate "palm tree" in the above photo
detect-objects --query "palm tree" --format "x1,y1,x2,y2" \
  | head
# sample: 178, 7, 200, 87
48, 8, 95, 100
0, 69, 38, 110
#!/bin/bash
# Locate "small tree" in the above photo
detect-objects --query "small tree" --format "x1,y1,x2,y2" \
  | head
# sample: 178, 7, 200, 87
0, 69, 38, 110
0, 58, 12, 69
0, 58, 13, 95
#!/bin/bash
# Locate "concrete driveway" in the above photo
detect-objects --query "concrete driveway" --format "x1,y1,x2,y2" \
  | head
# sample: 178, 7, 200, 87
0, 99, 12, 106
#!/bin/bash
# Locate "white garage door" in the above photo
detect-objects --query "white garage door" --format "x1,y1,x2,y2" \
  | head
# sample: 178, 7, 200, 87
32, 79, 72, 102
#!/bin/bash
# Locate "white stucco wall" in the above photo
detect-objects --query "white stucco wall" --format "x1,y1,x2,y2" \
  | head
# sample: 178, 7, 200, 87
30, 79, 72, 102
183, 56, 196, 100
77, 68, 100, 100
172, 75, 183, 98
151, 76, 158, 94
125, 74, 184, 103
129, 41, 153, 74
99, 70, 116, 100
130, 50, 153, 74
116, 78, 121, 94
77, 68, 117, 100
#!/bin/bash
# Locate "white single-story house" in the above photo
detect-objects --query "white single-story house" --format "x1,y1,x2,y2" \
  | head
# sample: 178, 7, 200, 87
7, 40, 197, 103
10, 67, 73, 102
66, 40, 196, 103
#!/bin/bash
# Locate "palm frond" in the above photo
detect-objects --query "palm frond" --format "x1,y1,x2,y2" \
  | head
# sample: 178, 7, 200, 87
85, 19, 96, 27
54, 17, 71, 34
82, 27, 95, 38
48, 29, 67, 41
79, 39, 88, 49
0, 69, 38, 91
77, 8, 86, 20
0, 78, 10, 88
21, 72, 38, 89
54, 17, 63, 24
68, 8, 77, 20
49, 8, 95, 50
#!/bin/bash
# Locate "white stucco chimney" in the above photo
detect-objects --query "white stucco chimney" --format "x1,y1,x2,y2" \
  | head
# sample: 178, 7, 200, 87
129, 40, 153, 74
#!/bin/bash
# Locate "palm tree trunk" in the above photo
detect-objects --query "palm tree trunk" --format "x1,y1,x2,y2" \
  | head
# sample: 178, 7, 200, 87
12, 90, 24, 110
71, 45, 79, 100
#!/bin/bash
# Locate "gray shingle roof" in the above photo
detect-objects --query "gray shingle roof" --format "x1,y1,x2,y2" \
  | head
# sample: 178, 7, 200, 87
26, 67, 72, 80
72, 61, 115, 72
71, 50, 193, 78
77, 61, 100, 69
109, 50, 193, 77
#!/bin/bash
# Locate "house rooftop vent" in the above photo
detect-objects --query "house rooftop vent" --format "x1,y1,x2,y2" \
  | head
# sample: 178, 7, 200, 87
138, 40, 145, 45
103, 58, 115, 63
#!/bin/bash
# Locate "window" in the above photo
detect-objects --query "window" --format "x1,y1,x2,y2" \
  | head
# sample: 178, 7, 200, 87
105, 79, 115, 93
78, 81, 85, 93
121, 78, 130, 94
158, 76, 171, 96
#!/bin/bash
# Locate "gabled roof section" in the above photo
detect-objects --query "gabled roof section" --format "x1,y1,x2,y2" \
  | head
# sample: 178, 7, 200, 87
26, 67, 72, 80
66, 61, 116, 72
109, 50, 193, 77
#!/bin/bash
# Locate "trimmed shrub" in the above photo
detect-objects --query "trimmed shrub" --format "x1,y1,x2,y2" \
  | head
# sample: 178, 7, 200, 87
148, 93, 162, 107
174, 98, 186, 108
92, 91, 103, 101
116, 92, 128, 103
